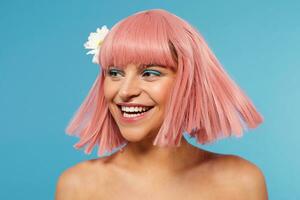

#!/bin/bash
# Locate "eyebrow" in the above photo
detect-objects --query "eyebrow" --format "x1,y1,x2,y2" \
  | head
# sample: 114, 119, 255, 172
139, 64, 167, 69
107, 64, 167, 70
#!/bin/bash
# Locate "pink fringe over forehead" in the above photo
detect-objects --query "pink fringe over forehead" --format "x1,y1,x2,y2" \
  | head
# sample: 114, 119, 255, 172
99, 10, 178, 70
66, 9, 263, 157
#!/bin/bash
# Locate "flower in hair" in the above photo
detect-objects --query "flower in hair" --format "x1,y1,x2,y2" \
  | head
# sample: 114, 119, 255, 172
84, 25, 109, 64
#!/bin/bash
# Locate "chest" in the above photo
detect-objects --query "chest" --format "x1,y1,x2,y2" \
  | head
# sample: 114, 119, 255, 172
86, 172, 237, 200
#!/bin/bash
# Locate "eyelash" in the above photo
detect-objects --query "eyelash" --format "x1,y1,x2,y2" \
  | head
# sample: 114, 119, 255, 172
106, 69, 161, 78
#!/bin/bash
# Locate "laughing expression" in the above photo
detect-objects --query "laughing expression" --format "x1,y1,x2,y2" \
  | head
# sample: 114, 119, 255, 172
103, 63, 177, 142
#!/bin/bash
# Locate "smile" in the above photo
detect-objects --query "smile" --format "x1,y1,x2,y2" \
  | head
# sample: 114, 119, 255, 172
117, 105, 154, 123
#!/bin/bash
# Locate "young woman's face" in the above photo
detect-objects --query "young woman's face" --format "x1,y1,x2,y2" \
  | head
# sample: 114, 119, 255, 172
103, 63, 177, 142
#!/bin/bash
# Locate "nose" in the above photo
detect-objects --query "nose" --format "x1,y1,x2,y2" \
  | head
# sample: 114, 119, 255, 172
118, 75, 141, 101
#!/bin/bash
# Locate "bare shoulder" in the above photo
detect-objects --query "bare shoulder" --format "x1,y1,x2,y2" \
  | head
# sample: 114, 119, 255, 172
55, 159, 108, 200
209, 154, 269, 200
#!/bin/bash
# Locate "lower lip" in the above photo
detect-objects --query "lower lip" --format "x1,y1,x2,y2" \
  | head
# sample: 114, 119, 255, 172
119, 107, 153, 123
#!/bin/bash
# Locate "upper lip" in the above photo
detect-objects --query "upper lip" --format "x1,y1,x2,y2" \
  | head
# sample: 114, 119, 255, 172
116, 102, 153, 107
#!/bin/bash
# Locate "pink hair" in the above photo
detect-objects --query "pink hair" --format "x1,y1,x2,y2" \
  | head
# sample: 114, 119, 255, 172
65, 9, 263, 157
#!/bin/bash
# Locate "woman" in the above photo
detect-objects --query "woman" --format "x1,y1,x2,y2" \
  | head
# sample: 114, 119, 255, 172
55, 9, 268, 199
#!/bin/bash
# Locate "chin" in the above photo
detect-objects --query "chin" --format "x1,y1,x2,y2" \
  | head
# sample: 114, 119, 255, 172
119, 129, 151, 142
122, 134, 146, 142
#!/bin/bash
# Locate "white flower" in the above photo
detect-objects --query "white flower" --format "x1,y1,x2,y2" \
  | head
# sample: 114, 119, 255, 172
84, 25, 109, 64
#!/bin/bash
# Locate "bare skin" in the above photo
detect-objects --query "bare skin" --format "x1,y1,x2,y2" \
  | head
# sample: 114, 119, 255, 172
55, 63, 268, 199
55, 139, 268, 200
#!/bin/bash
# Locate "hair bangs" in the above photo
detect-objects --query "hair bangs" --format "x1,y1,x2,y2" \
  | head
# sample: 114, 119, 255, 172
67, 9, 263, 157
100, 12, 178, 71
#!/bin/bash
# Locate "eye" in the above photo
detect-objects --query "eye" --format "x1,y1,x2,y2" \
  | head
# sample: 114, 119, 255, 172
142, 70, 161, 77
107, 69, 122, 77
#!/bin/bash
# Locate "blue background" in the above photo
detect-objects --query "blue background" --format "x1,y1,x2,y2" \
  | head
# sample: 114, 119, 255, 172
1, 0, 299, 199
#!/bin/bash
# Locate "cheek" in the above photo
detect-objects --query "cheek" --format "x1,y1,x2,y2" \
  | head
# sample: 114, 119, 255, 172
148, 79, 174, 105
103, 79, 117, 101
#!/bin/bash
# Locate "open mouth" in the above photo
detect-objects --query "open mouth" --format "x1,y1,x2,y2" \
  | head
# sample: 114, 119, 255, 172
117, 105, 155, 116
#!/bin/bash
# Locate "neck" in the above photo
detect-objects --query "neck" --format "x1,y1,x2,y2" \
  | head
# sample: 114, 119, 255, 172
109, 136, 209, 176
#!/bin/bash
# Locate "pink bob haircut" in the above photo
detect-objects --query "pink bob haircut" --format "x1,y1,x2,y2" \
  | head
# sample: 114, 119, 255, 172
65, 9, 263, 157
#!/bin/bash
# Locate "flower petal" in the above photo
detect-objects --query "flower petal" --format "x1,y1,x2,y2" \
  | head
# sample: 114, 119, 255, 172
84, 25, 109, 64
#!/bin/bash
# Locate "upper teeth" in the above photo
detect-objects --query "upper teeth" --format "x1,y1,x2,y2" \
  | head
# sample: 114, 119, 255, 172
121, 106, 150, 112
